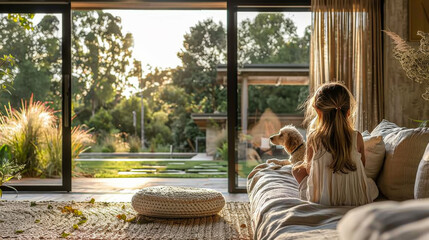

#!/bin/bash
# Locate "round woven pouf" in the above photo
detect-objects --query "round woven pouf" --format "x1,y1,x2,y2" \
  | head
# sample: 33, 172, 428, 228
131, 186, 226, 218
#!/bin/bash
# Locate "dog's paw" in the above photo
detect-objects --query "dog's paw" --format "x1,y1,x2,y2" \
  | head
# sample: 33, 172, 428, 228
266, 158, 291, 166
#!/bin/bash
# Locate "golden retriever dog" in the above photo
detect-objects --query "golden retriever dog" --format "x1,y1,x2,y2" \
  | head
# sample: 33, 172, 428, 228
268, 125, 306, 166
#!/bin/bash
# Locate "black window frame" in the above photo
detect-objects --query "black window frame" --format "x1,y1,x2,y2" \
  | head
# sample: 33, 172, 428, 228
227, 0, 311, 193
0, 0, 312, 193
0, 2, 72, 192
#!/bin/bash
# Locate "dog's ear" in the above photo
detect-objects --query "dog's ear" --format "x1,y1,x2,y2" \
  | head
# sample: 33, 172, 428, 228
286, 133, 300, 151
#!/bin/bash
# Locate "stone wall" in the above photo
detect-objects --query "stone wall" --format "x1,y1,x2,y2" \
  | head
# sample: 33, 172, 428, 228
384, 0, 429, 127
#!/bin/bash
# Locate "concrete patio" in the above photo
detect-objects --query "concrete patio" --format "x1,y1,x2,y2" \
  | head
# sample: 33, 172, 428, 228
3, 177, 249, 202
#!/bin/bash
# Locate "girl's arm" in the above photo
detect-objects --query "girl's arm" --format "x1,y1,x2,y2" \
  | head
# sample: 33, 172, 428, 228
306, 145, 313, 175
357, 132, 366, 166
292, 145, 312, 184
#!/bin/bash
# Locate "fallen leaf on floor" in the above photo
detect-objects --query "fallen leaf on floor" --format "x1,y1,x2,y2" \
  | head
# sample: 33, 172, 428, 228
61, 231, 70, 238
240, 224, 246, 228
89, 198, 95, 204
15, 230, 24, 234
60, 205, 83, 217
78, 216, 87, 225
30, 202, 36, 207
34, 219, 40, 223
73, 224, 78, 230
116, 214, 127, 221
47, 204, 53, 209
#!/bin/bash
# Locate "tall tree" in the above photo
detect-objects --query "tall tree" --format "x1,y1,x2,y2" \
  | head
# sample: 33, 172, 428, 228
174, 18, 227, 113
0, 13, 34, 91
72, 11, 134, 118
238, 13, 308, 64
237, 13, 310, 115
0, 14, 62, 109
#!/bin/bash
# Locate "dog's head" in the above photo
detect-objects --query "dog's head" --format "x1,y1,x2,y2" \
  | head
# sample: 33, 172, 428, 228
269, 125, 304, 154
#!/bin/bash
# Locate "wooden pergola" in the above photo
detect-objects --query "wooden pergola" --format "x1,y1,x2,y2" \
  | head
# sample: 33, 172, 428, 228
216, 64, 309, 134
192, 64, 309, 155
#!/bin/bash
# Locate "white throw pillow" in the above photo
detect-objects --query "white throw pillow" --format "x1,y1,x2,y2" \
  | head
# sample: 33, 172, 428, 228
415, 143, 429, 199
362, 132, 385, 180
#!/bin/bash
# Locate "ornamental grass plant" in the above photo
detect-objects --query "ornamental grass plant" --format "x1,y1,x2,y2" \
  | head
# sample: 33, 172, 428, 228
0, 96, 93, 178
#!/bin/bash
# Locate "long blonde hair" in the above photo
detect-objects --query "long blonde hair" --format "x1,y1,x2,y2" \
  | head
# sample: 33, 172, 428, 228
304, 82, 357, 173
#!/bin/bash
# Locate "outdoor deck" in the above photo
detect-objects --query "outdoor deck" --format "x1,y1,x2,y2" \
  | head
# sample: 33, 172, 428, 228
3, 178, 249, 202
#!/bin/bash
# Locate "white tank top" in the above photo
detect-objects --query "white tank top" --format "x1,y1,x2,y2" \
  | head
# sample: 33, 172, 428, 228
300, 131, 379, 206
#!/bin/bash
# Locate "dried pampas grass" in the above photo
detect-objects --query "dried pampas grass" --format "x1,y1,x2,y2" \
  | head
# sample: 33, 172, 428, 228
384, 30, 429, 100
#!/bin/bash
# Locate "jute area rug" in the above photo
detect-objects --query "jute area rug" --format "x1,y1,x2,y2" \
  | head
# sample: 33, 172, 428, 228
0, 201, 252, 240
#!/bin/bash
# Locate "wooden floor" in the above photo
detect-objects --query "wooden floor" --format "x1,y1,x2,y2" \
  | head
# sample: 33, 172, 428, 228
3, 178, 249, 202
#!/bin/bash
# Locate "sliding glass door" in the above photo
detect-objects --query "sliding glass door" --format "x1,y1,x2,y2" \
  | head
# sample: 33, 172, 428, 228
0, 0, 311, 193
227, 0, 311, 192
0, 3, 71, 191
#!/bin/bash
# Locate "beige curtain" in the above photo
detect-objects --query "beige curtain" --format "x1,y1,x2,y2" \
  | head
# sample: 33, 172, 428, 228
310, 0, 384, 131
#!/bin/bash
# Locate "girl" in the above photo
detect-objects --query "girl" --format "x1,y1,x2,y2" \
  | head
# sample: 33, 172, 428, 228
293, 82, 378, 206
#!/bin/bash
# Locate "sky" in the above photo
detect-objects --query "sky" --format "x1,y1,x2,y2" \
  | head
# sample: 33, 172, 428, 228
105, 10, 311, 74
27, 10, 311, 97
30, 10, 311, 74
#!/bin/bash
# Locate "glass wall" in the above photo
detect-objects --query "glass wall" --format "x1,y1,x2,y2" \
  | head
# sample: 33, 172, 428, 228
70, 10, 228, 179
0, 12, 64, 185
0, 7, 311, 190
235, 11, 311, 188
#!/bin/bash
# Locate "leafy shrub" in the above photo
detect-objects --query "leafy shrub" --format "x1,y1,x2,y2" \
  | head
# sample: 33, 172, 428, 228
146, 111, 173, 147
101, 136, 116, 153
128, 136, 141, 153
216, 142, 228, 161
213, 129, 227, 160
0, 144, 25, 197
87, 108, 116, 134
110, 96, 149, 136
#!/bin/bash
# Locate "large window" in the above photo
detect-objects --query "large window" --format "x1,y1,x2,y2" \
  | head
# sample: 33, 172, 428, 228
70, 10, 229, 179
227, 3, 311, 192
1, 1, 311, 193
0, 4, 71, 191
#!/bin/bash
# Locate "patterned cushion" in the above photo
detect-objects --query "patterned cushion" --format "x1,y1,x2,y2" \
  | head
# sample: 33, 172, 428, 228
415, 143, 429, 199
131, 186, 225, 218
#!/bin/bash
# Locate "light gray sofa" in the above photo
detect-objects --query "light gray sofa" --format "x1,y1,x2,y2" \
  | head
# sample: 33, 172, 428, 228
247, 120, 429, 240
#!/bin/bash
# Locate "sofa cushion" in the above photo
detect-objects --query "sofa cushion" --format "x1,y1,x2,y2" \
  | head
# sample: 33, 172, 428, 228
376, 126, 429, 200
337, 199, 429, 240
362, 131, 386, 180
247, 163, 353, 239
415, 143, 429, 199
371, 119, 405, 138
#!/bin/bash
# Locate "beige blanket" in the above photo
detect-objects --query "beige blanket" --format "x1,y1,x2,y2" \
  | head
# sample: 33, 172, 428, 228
247, 163, 354, 240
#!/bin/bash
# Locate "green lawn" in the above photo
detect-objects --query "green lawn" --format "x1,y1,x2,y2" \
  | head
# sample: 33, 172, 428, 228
75, 160, 229, 178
